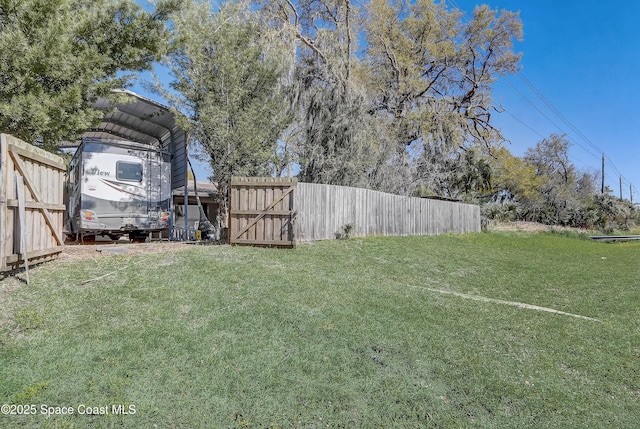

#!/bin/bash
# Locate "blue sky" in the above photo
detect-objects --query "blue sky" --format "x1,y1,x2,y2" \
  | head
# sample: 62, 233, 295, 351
133, 0, 640, 198
453, 0, 640, 199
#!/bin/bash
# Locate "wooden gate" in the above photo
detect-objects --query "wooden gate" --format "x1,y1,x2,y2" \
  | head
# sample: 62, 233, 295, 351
1, 134, 66, 273
228, 177, 297, 247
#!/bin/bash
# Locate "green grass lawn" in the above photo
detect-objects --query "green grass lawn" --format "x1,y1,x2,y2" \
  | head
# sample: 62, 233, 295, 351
1, 231, 639, 428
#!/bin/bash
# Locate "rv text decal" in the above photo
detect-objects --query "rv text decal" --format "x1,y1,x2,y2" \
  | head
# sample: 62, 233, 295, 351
86, 167, 111, 176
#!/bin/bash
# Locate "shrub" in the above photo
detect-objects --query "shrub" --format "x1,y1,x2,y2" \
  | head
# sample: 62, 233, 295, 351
340, 223, 355, 239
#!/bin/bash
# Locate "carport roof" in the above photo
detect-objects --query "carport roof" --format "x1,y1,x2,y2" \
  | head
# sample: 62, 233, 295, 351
80, 89, 184, 149
73, 89, 188, 190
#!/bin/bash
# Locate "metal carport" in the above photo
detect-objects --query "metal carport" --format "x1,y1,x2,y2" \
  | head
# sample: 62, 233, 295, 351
65, 90, 191, 236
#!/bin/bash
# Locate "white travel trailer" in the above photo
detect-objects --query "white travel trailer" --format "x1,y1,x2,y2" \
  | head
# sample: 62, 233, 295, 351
67, 138, 172, 241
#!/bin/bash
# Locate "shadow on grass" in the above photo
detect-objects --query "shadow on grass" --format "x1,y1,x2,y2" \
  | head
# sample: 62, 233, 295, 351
0, 269, 28, 285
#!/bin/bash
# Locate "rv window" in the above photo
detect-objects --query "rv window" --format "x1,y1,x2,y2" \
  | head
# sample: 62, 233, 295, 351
116, 161, 143, 182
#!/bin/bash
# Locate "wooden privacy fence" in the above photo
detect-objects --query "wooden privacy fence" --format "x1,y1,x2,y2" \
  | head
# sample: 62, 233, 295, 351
228, 177, 297, 247
1, 134, 66, 273
228, 178, 480, 247
295, 182, 480, 242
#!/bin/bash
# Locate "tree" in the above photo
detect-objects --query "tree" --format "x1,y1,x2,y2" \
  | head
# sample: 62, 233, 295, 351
412, 148, 490, 200
364, 0, 522, 194
524, 134, 579, 224
484, 135, 606, 228
589, 193, 636, 232
479, 145, 546, 222
0, 0, 179, 150
293, 70, 380, 188
490, 146, 546, 203
256, 0, 381, 188
160, 0, 292, 226
257, 0, 522, 194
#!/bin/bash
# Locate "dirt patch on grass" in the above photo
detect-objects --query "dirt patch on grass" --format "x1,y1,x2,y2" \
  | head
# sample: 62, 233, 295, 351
487, 221, 588, 233
1, 241, 201, 329
0, 274, 23, 330
60, 240, 196, 261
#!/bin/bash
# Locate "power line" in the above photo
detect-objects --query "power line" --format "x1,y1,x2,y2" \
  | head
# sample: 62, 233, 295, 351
416, 0, 635, 196
516, 72, 603, 155
501, 77, 601, 161
503, 110, 590, 169
443, 0, 635, 193
607, 159, 623, 178
503, 110, 545, 139
442, 0, 600, 161
514, 73, 634, 192
512, 71, 634, 190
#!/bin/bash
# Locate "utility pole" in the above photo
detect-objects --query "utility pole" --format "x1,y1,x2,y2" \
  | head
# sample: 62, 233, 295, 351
619, 176, 623, 200
601, 153, 605, 194
631, 184, 633, 204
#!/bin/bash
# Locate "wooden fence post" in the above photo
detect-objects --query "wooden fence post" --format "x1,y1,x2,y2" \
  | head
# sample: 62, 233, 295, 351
15, 174, 29, 283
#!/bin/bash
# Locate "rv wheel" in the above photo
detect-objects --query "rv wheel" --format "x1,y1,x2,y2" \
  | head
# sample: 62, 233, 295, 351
129, 232, 147, 243
80, 234, 96, 244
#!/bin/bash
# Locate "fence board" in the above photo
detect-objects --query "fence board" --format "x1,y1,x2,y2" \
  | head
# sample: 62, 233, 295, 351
229, 179, 479, 247
229, 177, 297, 247
1, 134, 66, 272
16, 174, 30, 283
294, 183, 480, 242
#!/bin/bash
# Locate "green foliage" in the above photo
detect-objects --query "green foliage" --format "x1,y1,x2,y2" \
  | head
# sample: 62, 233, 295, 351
587, 193, 637, 232
256, 0, 522, 194
490, 146, 547, 203
545, 229, 591, 241
0, 0, 178, 149
366, 0, 522, 149
481, 201, 520, 226
161, 0, 291, 200
417, 148, 494, 200
259, 0, 381, 188
363, 0, 522, 194
340, 223, 355, 239
521, 134, 578, 223
483, 135, 638, 230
